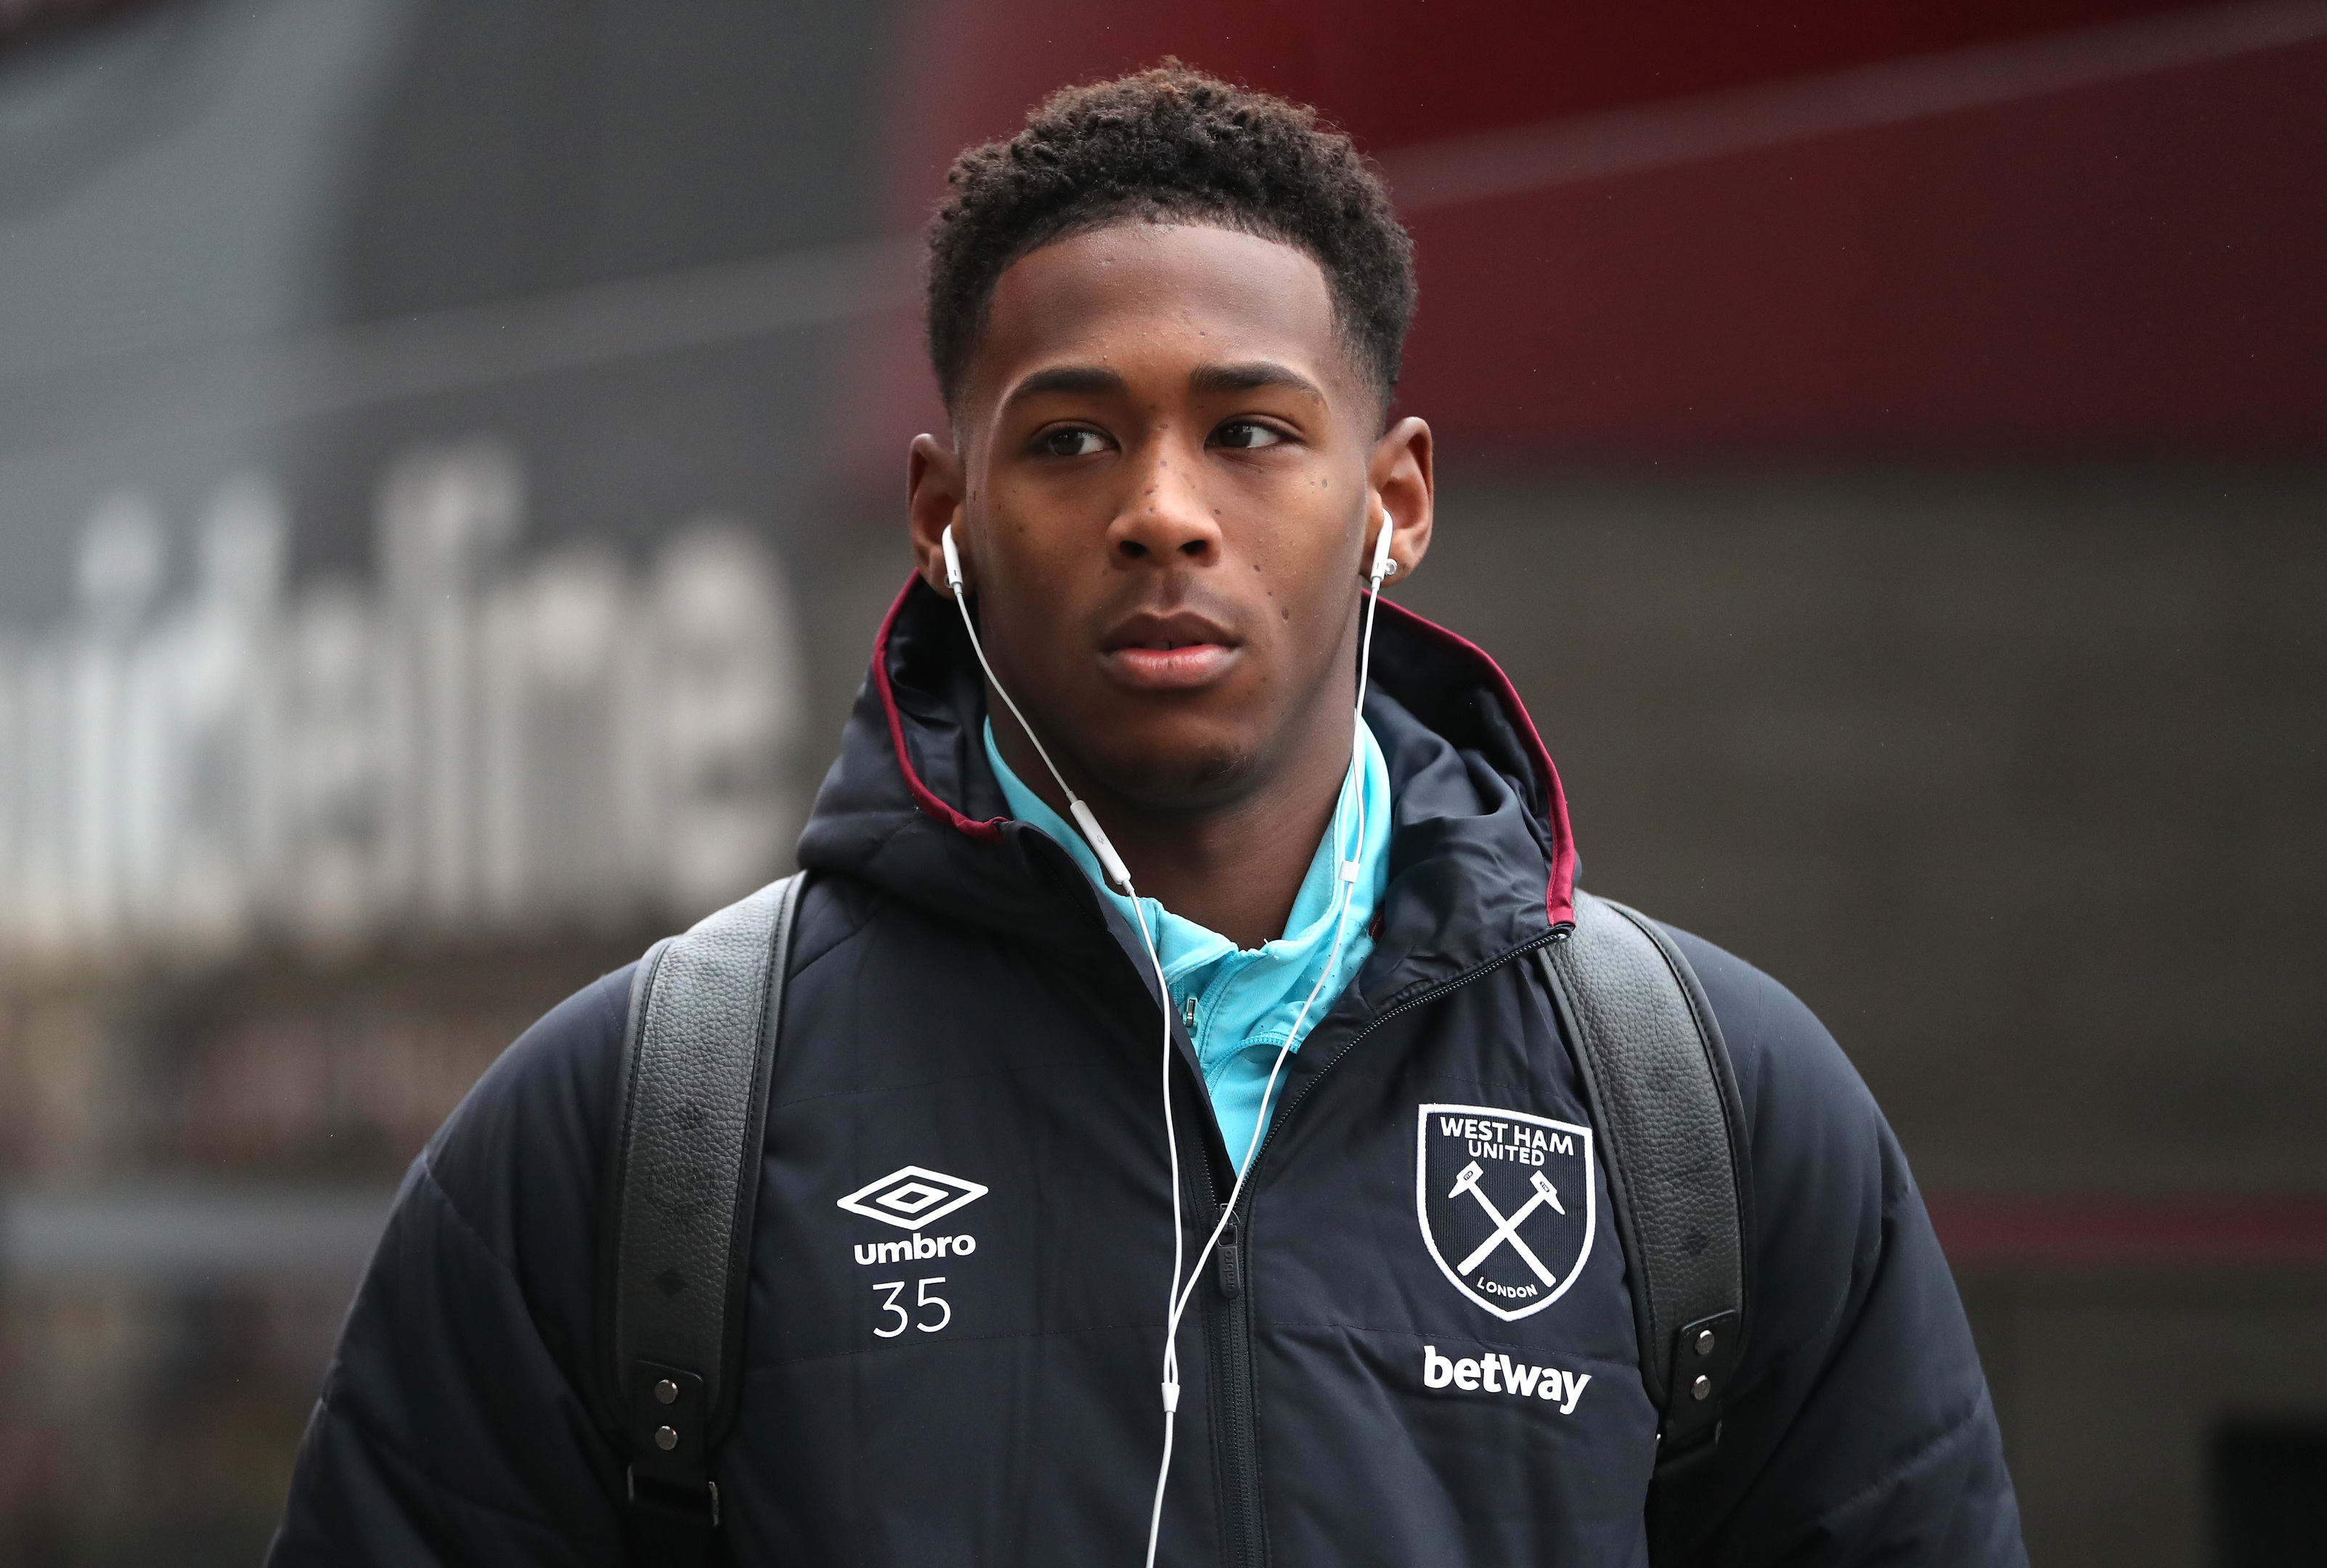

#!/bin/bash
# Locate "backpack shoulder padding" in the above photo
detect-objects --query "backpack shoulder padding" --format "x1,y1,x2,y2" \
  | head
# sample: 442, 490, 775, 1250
1537, 889, 1754, 1481
598, 870, 807, 1539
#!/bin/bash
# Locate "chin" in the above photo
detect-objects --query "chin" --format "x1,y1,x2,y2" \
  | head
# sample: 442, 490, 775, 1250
1083, 726, 1261, 812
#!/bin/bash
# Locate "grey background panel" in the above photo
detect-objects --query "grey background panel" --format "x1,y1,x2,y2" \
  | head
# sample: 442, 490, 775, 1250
1398, 467, 2327, 1197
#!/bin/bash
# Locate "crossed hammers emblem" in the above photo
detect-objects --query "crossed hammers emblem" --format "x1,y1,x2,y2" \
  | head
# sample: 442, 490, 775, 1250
1448, 1161, 1566, 1285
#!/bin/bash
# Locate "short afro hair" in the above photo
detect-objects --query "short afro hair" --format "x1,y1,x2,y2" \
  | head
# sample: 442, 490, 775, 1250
925, 64, 1416, 420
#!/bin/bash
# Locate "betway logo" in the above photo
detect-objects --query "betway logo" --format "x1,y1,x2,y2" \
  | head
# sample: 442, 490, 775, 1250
1424, 1344, 1592, 1414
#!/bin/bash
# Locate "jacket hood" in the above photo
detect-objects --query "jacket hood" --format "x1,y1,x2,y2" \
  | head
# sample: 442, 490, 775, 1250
797, 576, 1578, 1004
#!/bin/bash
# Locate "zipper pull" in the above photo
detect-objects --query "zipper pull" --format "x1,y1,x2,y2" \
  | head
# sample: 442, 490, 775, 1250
1181, 994, 1197, 1035
1216, 1210, 1241, 1299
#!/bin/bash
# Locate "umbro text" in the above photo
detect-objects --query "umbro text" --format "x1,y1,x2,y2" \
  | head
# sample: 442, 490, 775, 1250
855, 1233, 976, 1265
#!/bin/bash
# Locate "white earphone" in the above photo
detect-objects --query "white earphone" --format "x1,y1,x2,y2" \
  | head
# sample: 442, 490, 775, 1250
942, 504, 1397, 1567
942, 525, 1136, 891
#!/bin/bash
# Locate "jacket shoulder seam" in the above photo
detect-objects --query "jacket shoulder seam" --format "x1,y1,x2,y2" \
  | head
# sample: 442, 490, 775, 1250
317, 1385, 589, 1540
786, 869, 887, 973
317, 1167, 591, 1538
1749, 1385, 1997, 1564
417, 1140, 526, 1283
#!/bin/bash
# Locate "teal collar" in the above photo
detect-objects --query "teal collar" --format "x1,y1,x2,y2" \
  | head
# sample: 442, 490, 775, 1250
982, 716, 1393, 1169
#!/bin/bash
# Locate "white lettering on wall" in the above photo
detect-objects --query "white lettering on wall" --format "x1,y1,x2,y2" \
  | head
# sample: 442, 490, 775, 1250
0, 438, 805, 962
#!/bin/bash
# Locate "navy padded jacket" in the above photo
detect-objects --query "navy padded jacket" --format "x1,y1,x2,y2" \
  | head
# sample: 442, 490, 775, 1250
269, 580, 2026, 1567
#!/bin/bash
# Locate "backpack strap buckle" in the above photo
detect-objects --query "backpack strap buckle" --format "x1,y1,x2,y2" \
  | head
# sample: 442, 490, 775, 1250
626, 1466, 720, 1530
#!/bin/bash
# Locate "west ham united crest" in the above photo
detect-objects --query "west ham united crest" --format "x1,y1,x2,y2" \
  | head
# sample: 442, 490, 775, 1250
1416, 1103, 1597, 1321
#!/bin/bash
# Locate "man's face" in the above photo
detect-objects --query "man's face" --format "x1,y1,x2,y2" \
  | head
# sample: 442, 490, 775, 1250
909, 221, 1432, 812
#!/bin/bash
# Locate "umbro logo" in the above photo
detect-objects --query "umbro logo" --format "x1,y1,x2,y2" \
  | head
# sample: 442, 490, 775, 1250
836, 1166, 989, 1231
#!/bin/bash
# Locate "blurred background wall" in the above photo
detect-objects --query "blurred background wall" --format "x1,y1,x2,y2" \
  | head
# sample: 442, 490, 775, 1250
0, 1, 2320, 1561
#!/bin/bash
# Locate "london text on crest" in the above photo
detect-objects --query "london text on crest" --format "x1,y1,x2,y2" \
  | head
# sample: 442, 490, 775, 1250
1415, 1103, 1596, 1321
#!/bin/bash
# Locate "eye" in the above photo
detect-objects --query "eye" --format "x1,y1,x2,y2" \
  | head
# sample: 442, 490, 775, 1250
1213, 420, 1288, 450
1040, 428, 1110, 457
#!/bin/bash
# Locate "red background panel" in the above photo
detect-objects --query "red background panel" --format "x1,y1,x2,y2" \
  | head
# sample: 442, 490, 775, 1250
889, 0, 2235, 181
1395, 36, 2327, 454
876, 1, 2327, 456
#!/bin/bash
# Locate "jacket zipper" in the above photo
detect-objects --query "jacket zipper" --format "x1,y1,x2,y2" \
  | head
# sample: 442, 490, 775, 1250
1251, 927, 1568, 1179
1171, 1056, 1259, 1568
1194, 926, 1568, 1567
1198, 1195, 1263, 1568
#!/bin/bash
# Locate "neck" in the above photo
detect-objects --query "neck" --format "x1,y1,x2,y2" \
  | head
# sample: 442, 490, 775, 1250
990, 694, 1356, 951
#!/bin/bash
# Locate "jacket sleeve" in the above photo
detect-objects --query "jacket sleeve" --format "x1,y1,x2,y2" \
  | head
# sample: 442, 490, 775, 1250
266, 970, 637, 1567
1659, 928, 2028, 1568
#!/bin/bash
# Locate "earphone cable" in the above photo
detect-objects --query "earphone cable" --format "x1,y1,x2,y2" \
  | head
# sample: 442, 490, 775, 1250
1154, 542, 1387, 1373
940, 514, 1393, 1568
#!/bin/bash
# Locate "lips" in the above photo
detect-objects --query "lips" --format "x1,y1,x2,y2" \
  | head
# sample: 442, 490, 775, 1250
1101, 608, 1241, 691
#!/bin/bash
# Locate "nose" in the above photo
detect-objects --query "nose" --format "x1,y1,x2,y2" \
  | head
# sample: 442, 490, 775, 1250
1107, 439, 1220, 570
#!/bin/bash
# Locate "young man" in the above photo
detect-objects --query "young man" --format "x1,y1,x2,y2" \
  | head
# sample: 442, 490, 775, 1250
272, 68, 2025, 1567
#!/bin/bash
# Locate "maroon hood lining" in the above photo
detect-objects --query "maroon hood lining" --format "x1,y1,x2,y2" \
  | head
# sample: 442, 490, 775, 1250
870, 576, 1579, 926
1373, 596, 1578, 930
871, 578, 1007, 843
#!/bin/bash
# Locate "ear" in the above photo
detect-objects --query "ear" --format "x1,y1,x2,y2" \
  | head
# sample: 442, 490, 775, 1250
1365, 417, 1435, 587
908, 433, 968, 596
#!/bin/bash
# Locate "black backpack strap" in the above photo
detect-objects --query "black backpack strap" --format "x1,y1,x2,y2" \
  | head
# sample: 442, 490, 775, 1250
598, 871, 807, 1559
1536, 891, 1753, 1538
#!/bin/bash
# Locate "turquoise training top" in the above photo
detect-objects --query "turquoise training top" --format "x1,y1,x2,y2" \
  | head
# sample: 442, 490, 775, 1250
983, 716, 1393, 1170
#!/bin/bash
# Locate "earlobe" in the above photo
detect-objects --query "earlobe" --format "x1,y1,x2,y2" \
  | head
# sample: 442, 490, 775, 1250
1367, 416, 1435, 586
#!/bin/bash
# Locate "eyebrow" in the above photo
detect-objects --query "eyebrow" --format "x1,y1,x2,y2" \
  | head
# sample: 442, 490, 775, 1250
1001, 365, 1128, 408
1189, 362, 1326, 401
1000, 359, 1328, 412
